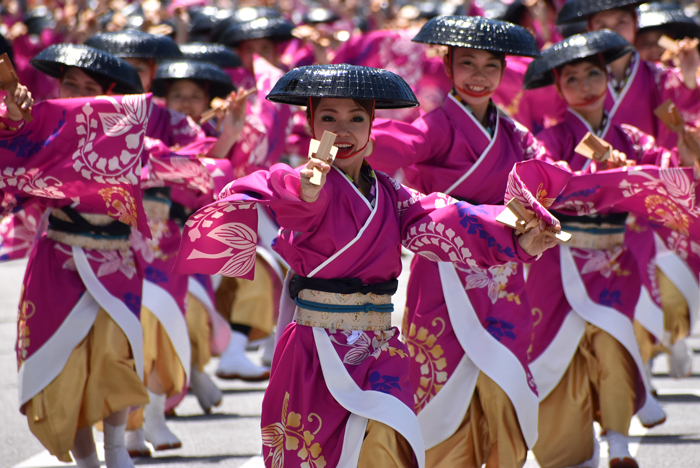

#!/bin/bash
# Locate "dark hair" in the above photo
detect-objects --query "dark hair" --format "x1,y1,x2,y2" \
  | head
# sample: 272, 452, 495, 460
448, 47, 507, 67
554, 55, 605, 77
305, 98, 374, 121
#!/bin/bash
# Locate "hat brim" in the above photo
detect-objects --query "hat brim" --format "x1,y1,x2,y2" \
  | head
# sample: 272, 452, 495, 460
31, 44, 143, 94
266, 64, 419, 109
557, 0, 644, 25
412, 15, 542, 58
524, 32, 634, 89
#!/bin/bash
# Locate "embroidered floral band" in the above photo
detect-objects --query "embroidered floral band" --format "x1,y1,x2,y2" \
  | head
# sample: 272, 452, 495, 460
47, 208, 131, 251
560, 222, 626, 250
295, 289, 393, 332
143, 199, 171, 222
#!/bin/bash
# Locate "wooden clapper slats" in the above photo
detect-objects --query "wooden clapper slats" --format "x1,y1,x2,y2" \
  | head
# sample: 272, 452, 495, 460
496, 197, 572, 242
654, 99, 700, 156
308, 131, 338, 185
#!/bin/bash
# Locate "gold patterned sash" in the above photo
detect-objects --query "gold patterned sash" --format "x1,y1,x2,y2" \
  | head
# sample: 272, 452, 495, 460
562, 222, 625, 250
295, 289, 393, 332
47, 209, 130, 251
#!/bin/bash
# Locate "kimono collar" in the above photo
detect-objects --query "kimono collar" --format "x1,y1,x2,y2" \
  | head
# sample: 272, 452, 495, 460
566, 107, 611, 139
450, 89, 498, 137
337, 160, 377, 207
607, 51, 638, 96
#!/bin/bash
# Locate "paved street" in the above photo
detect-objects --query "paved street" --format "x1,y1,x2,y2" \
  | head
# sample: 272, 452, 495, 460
2, 255, 700, 467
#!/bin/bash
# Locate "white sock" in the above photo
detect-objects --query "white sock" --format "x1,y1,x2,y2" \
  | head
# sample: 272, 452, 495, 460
606, 429, 632, 460
104, 421, 134, 468
74, 450, 100, 468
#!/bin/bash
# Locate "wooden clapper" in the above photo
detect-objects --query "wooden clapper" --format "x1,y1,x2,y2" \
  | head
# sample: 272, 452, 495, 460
654, 99, 700, 156
574, 132, 612, 163
496, 197, 572, 243
658, 35, 699, 63
199, 88, 256, 131
308, 131, 338, 186
0, 53, 32, 123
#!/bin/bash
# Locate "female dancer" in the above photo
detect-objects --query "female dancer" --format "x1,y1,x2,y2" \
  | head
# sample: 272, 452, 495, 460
368, 16, 545, 467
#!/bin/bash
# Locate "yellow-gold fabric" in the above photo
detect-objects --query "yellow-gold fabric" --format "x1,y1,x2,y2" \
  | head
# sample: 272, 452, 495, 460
425, 372, 527, 468
24, 309, 148, 462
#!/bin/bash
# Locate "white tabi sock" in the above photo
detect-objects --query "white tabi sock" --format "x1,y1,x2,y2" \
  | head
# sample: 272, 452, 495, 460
74, 450, 100, 468
606, 429, 633, 460
104, 421, 134, 468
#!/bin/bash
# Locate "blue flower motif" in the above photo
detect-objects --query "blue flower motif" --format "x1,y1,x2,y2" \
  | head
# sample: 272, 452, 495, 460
556, 185, 601, 202
455, 202, 516, 258
369, 372, 401, 394
0, 111, 66, 158
599, 289, 622, 307
145, 266, 168, 284
123, 293, 142, 315
486, 318, 516, 341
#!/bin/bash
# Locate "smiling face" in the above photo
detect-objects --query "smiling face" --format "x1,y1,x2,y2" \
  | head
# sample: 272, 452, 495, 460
556, 59, 608, 112
237, 38, 278, 73
165, 79, 210, 120
309, 98, 372, 166
446, 47, 504, 107
589, 8, 637, 43
59, 67, 107, 98
123, 57, 156, 92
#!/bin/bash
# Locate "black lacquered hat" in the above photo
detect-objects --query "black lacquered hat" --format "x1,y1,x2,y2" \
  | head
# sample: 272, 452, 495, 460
85, 30, 183, 61
31, 43, 144, 94
300, 8, 339, 25
412, 16, 541, 58
523, 30, 634, 89
189, 7, 229, 40
266, 64, 418, 109
220, 16, 295, 47
556, 0, 643, 25
151, 59, 235, 98
211, 5, 282, 42
24, 6, 55, 36
179, 43, 242, 68
637, 2, 700, 39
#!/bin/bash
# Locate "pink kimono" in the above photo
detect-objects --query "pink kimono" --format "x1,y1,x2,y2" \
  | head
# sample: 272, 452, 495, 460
12, 30, 64, 102
227, 56, 293, 167
173, 162, 538, 468
5, 95, 151, 411
527, 109, 680, 406
604, 52, 700, 150
492, 55, 568, 133
367, 95, 545, 450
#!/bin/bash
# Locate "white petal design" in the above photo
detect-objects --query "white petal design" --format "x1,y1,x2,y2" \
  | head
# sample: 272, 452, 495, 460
207, 222, 257, 249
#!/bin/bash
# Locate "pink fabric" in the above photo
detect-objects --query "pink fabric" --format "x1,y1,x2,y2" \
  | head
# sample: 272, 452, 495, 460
604, 54, 700, 150
146, 104, 206, 148
12, 30, 63, 102
0, 199, 46, 261
492, 55, 568, 133
370, 97, 546, 203
0, 95, 151, 235
332, 28, 452, 123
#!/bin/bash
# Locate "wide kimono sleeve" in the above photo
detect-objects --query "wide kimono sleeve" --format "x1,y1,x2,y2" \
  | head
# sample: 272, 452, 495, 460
533, 126, 576, 172
619, 124, 680, 168
368, 111, 452, 174
653, 62, 700, 123
394, 184, 537, 269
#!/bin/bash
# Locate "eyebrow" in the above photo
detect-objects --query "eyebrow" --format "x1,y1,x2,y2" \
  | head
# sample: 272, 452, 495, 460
317, 107, 366, 113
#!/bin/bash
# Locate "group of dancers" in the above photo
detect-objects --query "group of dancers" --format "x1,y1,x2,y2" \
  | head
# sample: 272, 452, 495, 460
3, 0, 700, 467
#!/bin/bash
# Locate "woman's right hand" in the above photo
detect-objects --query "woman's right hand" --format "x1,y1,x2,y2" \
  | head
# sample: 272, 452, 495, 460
300, 158, 331, 202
